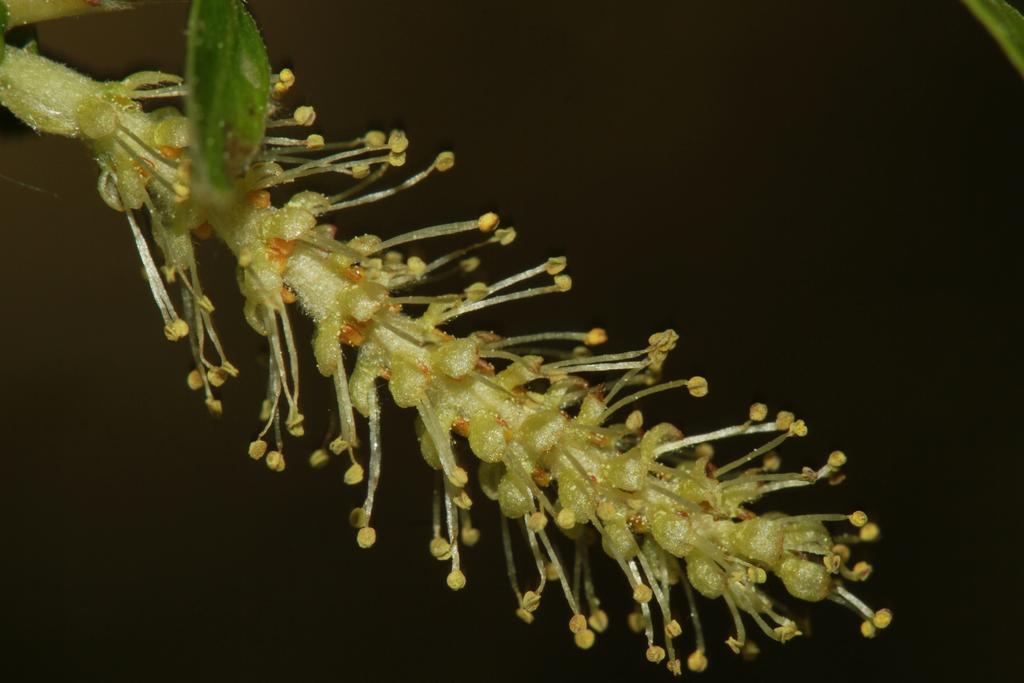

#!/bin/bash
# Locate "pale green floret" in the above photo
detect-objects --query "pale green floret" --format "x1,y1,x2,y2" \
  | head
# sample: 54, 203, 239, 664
778, 555, 832, 602
728, 518, 785, 567
338, 281, 389, 322
388, 356, 429, 408
638, 423, 684, 459
497, 473, 534, 518
415, 416, 442, 470
686, 552, 726, 599
601, 518, 640, 561
552, 468, 596, 520
467, 412, 507, 463
153, 114, 190, 148
433, 338, 479, 379
783, 520, 833, 554
651, 512, 696, 558
478, 461, 503, 501
519, 409, 567, 455
608, 448, 647, 492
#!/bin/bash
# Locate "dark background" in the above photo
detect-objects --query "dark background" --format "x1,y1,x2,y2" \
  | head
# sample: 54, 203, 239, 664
1, 1, 1020, 681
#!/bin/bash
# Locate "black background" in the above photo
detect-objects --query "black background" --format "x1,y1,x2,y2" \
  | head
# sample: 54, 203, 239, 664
1, 1, 1020, 681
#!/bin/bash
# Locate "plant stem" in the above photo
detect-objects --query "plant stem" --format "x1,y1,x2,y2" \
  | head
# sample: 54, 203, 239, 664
3, 0, 134, 28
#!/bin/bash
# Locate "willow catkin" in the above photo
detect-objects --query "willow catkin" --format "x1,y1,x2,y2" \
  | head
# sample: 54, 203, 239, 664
0, 45, 890, 676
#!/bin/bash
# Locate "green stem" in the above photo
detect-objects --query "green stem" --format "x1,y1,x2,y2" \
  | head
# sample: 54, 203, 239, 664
3, 0, 134, 28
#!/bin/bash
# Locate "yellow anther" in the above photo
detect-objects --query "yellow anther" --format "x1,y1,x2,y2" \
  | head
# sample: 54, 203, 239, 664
343, 462, 364, 485
849, 510, 869, 528
453, 491, 473, 510
406, 256, 427, 275
186, 369, 204, 391
286, 412, 305, 437
449, 466, 469, 488
687, 376, 709, 397
747, 566, 768, 584
278, 68, 295, 87
496, 227, 516, 245
356, 526, 376, 549
205, 397, 223, 417
860, 620, 877, 638
305, 133, 325, 150
265, 450, 285, 472
852, 561, 874, 580
348, 507, 368, 529
429, 538, 452, 560
763, 452, 782, 471
351, 163, 371, 179
554, 274, 573, 291
596, 501, 617, 521
573, 629, 596, 650
774, 623, 801, 642
527, 511, 548, 532
460, 526, 481, 546
832, 543, 851, 561
585, 327, 608, 346
872, 608, 893, 629
828, 450, 848, 468
387, 129, 409, 154
308, 449, 330, 469
446, 569, 467, 591
569, 614, 587, 634
207, 367, 228, 387
163, 318, 189, 341
823, 554, 842, 573
515, 607, 535, 624
477, 212, 500, 233
388, 152, 406, 167
627, 610, 645, 633
364, 130, 387, 147
555, 508, 576, 529
775, 410, 795, 430
725, 636, 743, 654
522, 590, 541, 612
434, 151, 455, 171
588, 609, 609, 633
749, 402, 768, 421
248, 440, 268, 460
293, 105, 316, 126
687, 650, 708, 672
646, 645, 666, 663
666, 619, 683, 638
198, 295, 215, 313
789, 418, 808, 437
545, 256, 568, 275
632, 584, 653, 604
860, 522, 881, 541
625, 410, 644, 432
666, 659, 682, 676
329, 437, 349, 455
173, 182, 190, 201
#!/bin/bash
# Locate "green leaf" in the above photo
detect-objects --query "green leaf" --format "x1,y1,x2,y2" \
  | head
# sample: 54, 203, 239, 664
1, 1, 10, 65
965, 0, 1024, 78
186, 0, 270, 206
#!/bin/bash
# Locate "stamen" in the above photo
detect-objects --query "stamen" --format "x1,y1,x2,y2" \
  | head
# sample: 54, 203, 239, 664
597, 379, 694, 425
320, 153, 452, 214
